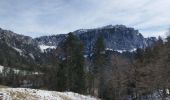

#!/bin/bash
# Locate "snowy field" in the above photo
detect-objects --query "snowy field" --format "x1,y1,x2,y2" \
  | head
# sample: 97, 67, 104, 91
0, 88, 99, 100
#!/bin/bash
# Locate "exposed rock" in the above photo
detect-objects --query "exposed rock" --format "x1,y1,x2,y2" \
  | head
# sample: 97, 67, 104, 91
35, 25, 157, 54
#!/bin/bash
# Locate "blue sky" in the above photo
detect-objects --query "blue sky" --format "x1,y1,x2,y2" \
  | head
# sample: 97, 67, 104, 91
0, 0, 170, 37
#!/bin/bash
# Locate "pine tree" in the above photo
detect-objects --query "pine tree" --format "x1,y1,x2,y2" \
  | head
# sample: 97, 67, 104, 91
63, 33, 85, 93
92, 36, 105, 75
92, 36, 106, 98
56, 62, 67, 91
47, 66, 58, 90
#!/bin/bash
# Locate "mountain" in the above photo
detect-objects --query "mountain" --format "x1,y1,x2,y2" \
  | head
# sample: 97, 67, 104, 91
0, 25, 157, 69
35, 25, 157, 54
0, 28, 42, 70
0, 26, 159, 99
0, 28, 41, 56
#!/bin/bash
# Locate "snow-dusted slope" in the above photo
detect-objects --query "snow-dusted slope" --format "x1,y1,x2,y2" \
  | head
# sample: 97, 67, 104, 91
0, 88, 99, 100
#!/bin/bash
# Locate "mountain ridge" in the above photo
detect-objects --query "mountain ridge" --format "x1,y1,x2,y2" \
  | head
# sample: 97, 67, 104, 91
0, 25, 157, 55
35, 25, 157, 54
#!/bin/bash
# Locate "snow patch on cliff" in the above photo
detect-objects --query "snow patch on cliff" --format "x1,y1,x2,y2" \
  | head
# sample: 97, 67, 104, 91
39, 45, 56, 52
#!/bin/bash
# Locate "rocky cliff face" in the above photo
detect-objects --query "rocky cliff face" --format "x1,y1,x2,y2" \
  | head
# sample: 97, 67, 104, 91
35, 34, 67, 47
35, 25, 157, 54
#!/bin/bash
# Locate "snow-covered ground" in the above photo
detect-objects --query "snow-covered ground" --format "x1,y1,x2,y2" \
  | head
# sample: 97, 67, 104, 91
0, 88, 99, 100
0, 92, 11, 100
0, 65, 4, 73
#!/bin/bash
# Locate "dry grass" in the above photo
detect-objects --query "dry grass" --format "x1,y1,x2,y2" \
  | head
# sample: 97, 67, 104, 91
0, 88, 100, 100
58, 93, 72, 100
5, 90, 39, 100
0, 85, 9, 88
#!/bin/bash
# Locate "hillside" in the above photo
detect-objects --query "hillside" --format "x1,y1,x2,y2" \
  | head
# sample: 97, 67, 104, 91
0, 28, 40, 55
0, 28, 43, 70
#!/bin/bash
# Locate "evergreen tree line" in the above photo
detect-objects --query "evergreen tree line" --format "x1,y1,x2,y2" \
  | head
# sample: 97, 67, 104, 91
0, 67, 44, 88
45, 32, 170, 100
45, 33, 86, 94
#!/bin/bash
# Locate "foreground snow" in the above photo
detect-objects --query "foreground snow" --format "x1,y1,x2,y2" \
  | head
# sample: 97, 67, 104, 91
0, 88, 99, 100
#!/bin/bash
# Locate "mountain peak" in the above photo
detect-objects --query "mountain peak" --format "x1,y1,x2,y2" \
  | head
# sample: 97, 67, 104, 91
101, 24, 127, 29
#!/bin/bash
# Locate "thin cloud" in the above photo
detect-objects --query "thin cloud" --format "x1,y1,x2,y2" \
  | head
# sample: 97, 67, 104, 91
0, 0, 169, 37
